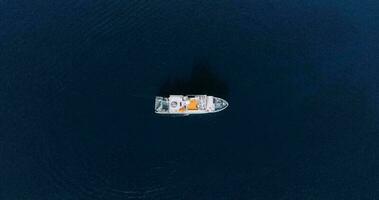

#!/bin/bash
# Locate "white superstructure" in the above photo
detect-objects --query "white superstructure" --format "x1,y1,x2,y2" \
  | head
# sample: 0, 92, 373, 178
155, 95, 228, 115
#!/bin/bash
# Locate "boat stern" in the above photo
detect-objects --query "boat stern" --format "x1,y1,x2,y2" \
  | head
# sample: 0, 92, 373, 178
155, 96, 169, 114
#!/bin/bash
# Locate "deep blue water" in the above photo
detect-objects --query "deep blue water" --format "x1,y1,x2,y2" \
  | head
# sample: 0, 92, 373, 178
1, 0, 379, 199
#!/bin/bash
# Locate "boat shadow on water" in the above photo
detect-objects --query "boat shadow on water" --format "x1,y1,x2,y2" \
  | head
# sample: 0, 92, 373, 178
157, 59, 229, 100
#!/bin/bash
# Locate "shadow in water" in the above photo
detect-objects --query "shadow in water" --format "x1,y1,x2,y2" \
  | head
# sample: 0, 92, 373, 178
157, 59, 229, 98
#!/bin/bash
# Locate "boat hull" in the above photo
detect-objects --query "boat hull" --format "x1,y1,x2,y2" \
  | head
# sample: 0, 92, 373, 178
155, 95, 228, 115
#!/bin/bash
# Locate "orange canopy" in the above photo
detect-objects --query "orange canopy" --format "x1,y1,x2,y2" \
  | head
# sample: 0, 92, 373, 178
188, 99, 198, 110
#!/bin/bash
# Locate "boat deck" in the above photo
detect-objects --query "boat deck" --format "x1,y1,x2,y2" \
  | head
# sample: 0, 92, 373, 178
155, 95, 227, 114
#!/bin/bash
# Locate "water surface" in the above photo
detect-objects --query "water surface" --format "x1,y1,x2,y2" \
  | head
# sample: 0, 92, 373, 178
1, 0, 379, 199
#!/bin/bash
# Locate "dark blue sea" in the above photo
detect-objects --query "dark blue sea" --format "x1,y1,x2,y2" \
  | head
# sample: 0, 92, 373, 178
1, 0, 379, 199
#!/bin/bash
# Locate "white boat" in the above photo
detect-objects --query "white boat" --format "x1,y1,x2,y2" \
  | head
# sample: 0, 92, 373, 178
155, 95, 228, 115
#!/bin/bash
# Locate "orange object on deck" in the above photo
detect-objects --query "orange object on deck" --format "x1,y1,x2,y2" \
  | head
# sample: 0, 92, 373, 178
179, 107, 186, 112
188, 99, 198, 110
